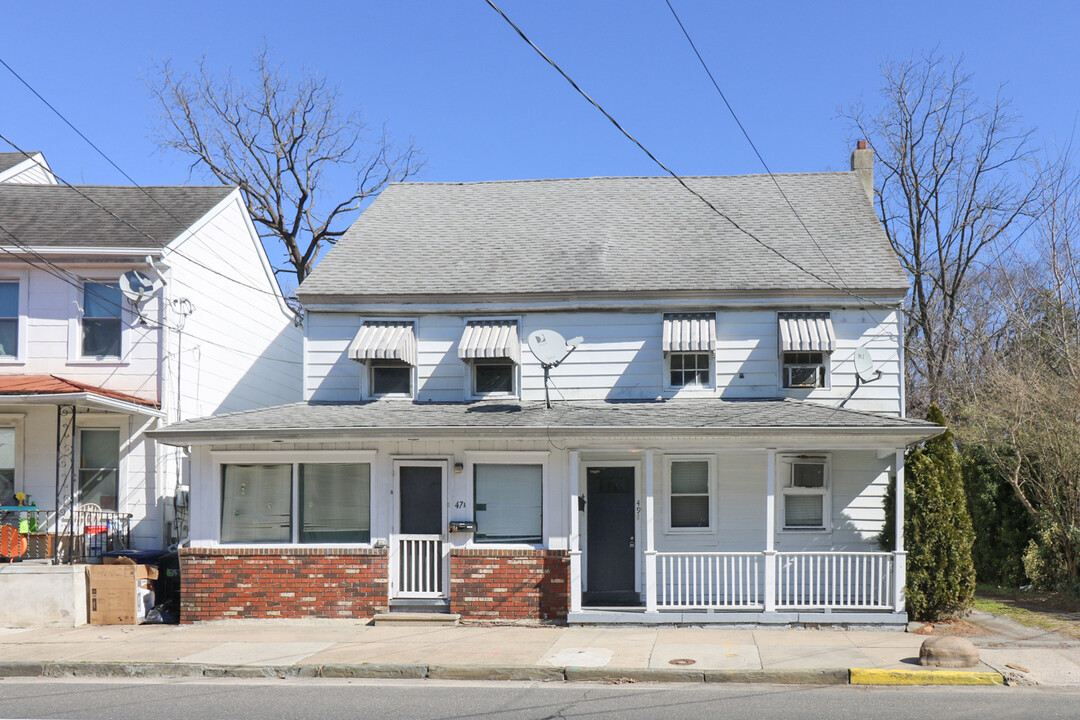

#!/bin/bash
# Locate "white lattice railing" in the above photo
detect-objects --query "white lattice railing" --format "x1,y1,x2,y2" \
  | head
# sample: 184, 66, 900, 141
656, 552, 764, 609
775, 552, 893, 610
396, 535, 444, 598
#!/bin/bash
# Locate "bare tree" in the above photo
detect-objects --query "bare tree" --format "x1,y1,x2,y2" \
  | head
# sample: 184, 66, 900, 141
147, 47, 422, 286
842, 52, 1037, 413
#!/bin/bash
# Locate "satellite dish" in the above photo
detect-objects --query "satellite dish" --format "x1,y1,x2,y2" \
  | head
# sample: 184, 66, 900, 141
853, 346, 882, 384
118, 270, 159, 306
526, 329, 584, 409
527, 330, 582, 368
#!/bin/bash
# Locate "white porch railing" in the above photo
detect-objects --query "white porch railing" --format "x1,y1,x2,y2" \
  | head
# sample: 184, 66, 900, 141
395, 535, 445, 598
651, 551, 894, 612
775, 552, 893, 610
656, 552, 764, 609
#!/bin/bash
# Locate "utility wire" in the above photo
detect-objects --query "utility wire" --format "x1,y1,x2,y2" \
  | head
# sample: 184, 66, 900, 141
483, 0, 889, 310
662, 0, 846, 286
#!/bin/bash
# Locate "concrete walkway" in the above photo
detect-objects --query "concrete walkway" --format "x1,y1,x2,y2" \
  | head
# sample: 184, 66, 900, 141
1, 615, 1073, 686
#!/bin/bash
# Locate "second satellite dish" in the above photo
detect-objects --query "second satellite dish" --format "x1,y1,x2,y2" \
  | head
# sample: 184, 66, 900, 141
527, 329, 583, 368
853, 347, 882, 384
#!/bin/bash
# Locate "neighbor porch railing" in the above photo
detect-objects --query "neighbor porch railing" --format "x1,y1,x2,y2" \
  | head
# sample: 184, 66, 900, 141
0, 507, 132, 564
652, 550, 895, 613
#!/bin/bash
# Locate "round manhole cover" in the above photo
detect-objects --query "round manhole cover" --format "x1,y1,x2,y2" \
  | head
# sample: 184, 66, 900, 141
668, 658, 696, 666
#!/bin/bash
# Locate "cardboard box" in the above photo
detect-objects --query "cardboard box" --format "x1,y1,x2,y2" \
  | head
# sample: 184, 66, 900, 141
86, 557, 159, 625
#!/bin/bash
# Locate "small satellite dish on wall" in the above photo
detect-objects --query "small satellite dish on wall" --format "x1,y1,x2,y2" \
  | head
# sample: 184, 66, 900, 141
119, 270, 159, 306
527, 329, 584, 409
853, 346, 882, 385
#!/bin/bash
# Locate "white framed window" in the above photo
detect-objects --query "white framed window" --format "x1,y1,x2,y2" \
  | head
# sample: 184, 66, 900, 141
781, 351, 828, 388
81, 282, 123, 359
77, 428, 120, 511
473, 463, 543, 544
0, 281, 18, 359
0, 426, 14, 505
667, 352, 712, 390
219, 460, 372, 544
780, 455, 830, 531
471, 359, 516, 396
664, 456, 713, 532
369, 361, 413, 397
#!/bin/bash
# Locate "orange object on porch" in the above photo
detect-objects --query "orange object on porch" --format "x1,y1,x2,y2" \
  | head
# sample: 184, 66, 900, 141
0, 524, 27, 561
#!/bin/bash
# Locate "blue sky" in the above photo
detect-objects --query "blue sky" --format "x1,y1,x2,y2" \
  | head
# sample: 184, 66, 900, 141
2, 1, 1077, 262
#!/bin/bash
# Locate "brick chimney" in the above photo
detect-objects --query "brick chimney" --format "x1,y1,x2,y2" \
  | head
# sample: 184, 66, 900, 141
850, 140, 873, 202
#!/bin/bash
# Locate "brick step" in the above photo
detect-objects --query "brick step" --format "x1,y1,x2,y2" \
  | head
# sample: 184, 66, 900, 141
372, 612, 461, 626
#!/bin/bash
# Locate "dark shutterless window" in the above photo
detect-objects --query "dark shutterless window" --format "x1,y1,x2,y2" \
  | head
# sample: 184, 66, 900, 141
473, 464, 542, 543
300, 463, 371, 543
473, 360, 514, 395
370, 361, 411, 395
82, 282, 122, 358
0, 282, 17, 358
669, 352, 710, 388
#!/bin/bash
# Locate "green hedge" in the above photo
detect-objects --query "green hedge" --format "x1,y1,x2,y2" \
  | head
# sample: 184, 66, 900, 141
962, 445, 1033, 588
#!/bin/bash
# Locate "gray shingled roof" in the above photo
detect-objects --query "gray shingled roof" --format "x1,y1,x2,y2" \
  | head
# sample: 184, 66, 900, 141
0, 184, 234, 249
0, 153, 33, 174
299, 173, 907, 301
149, 398, 940, 444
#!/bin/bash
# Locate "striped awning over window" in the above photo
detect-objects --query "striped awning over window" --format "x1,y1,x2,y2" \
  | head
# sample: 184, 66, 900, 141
458, 320, 520, 363
662, 313, 716, 353
778, 312, 835, 354
348, 321, 417, 365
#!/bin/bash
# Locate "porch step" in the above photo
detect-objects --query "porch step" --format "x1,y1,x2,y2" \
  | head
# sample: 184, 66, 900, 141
372, 612, 461, 627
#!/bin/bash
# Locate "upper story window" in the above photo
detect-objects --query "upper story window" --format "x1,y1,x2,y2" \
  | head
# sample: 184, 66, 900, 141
781, 456, 830, 531
662, 313, 716, 391
82, 282, 122, 359
459, 320, 520, 398
348, 321, 417, 399
778, 312, 834, 389
0, 282, 18, 359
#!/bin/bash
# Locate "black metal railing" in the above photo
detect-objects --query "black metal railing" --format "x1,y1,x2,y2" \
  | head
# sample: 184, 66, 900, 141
0, 507, 132, 564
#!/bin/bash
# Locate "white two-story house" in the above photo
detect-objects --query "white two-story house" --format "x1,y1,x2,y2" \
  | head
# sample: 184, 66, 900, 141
153, 145, 940, 627
0, 153, 301, 624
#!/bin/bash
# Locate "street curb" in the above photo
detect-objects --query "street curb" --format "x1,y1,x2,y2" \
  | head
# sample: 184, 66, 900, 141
849, 668, 1005, 686
0, 661, 1001, 686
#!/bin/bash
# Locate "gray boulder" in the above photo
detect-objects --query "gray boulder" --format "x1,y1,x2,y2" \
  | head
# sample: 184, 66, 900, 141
919, 636, 980, 668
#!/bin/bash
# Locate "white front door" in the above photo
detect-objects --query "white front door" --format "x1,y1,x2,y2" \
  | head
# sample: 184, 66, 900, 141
391, 461, 448, 599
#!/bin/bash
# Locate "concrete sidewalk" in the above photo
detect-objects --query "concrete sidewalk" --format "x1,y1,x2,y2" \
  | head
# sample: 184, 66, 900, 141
0, 615, 1073, 686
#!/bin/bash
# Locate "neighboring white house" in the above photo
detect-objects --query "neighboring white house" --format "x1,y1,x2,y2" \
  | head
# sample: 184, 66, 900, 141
0, 152, 58, 185
154, 145, 941, 627
0, 156, 302, 576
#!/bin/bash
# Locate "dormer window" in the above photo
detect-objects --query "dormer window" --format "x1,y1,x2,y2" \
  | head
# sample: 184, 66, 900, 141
349, 321, 417, 399
459, 320, 520, 398
662, 313, 716, 391
778, 312, 835, 389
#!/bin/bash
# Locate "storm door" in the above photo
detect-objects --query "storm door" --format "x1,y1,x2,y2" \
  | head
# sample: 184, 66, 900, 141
392, 462, 448, 599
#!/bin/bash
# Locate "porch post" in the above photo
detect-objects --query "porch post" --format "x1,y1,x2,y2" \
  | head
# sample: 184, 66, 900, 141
568, 450, 582, 614
763, 448, 777, 612
893, 448, 907, 613
54, 404, 76, 565
644, 449, 657, 613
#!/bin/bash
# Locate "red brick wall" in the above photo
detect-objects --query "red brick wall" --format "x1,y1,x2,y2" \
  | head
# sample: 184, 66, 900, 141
450, 548, 569, 622
179, 547, 388, 623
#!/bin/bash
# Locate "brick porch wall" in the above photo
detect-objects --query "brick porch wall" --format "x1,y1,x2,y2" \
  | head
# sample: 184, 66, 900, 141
179, 547, 388, 623
450, 548, 569, 622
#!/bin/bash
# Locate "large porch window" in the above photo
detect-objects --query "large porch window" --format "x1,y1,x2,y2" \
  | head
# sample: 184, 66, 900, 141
220, 462, 371, 544
473, 463, 542, 543
665, 457, 712, 531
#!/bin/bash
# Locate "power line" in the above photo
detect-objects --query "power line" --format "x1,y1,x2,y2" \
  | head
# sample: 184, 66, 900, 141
483, 0, 890, 310
662, 0, 846, 286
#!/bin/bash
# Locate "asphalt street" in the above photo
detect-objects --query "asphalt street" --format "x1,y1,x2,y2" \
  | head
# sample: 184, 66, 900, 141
1, 678, 1080, 720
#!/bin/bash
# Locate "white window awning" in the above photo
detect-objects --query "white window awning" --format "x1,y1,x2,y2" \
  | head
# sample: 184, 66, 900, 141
349, 321, 417, 365
778, 312, 835, 354
662, 313, 716, 353
458, 320, 520, 363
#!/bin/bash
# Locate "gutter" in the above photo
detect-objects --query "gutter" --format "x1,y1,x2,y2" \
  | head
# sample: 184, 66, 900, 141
0, 392, 164, 418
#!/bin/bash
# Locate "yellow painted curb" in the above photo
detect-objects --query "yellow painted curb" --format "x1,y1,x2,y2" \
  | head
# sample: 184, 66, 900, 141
849, 668, 1004, 686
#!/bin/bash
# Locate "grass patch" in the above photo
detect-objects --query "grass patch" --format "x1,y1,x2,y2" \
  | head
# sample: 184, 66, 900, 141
973, 594, 1080, 641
